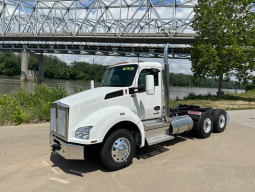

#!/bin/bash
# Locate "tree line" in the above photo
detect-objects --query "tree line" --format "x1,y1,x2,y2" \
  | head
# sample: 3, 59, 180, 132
0, 52, 108, 82
0, 52, 246, 90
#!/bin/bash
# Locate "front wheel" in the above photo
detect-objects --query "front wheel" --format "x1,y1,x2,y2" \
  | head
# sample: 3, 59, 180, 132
100, 129, 136, 170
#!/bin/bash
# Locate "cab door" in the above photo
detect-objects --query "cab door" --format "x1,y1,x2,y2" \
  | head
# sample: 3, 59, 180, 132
130, 68, 162, 120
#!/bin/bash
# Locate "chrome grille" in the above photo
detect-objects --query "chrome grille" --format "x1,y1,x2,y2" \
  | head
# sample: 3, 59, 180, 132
58, 108, 66, 137
50, 107, 56, 132
50, 102, 69, 140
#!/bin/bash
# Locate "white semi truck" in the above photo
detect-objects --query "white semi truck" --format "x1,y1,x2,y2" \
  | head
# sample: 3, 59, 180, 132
49, 44, 229, 170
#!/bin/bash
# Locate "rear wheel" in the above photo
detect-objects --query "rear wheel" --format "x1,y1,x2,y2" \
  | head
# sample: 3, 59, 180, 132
197, 112, 213, 138
100, 129, 136, 170
206, 108, 213, 114
212, 109, 227, 133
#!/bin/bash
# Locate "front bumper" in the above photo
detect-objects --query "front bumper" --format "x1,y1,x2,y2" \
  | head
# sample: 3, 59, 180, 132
49, 134, 84, 160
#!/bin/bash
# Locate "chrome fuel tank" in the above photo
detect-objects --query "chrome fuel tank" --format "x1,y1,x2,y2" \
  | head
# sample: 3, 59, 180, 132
171, 115, 193, 135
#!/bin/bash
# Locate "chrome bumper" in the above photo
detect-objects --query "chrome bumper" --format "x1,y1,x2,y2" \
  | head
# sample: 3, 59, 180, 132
49, 134, 84, 160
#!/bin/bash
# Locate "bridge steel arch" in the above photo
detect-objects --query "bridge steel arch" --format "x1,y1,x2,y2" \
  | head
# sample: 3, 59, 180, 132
0, 0, 197, 44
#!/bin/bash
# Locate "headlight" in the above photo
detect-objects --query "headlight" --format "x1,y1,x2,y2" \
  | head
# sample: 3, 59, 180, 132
75, 126, 93, 140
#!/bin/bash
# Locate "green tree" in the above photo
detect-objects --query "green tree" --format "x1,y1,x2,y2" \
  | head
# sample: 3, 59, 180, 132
190, 0, 255, 97
45, 55, 67, 67
245, 77, 255, 91
0, 57, 20, 76
28, 57, 39, 71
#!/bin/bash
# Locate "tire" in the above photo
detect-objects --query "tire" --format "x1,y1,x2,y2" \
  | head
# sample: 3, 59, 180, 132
197, 112, 213, 138
212, 109, 227, 133
206, 108, 213, 114
100, 129, 136, 171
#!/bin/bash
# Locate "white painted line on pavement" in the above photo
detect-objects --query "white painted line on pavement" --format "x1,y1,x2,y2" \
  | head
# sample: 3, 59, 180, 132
50, 178, 70, 184
42, 161, 49, 166
51, 168, 59, 174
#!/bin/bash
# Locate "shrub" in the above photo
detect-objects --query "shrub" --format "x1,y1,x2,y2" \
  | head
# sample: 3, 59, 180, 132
0, 83, 71, 126
13, 107, 24, 125
0, 94, 20, 125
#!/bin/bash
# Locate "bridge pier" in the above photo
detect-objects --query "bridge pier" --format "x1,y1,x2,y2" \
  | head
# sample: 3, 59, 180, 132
20, 51, 44, 82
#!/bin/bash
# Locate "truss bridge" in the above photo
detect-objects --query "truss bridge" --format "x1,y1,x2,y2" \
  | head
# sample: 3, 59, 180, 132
0, 0, 197, 82
0, 0, 196, 44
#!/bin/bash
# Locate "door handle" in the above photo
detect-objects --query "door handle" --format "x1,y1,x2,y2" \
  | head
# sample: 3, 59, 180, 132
154, 106, 160, 110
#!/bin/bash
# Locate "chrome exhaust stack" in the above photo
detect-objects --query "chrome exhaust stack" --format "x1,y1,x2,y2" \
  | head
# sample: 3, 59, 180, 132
163, 44, 194, 135
163, 43, 172, 123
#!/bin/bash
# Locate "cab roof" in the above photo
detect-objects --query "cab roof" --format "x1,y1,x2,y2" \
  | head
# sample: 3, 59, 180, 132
108, 62, 163, 68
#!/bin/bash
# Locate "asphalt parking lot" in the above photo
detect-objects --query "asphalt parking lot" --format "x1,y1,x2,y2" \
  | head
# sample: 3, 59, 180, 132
0, 110, 255, 192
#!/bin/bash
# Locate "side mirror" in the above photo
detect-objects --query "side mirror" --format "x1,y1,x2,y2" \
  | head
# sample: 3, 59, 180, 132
146, 75, 155, 95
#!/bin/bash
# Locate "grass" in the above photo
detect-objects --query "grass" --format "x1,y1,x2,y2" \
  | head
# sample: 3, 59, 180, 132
170, 90, 255, 110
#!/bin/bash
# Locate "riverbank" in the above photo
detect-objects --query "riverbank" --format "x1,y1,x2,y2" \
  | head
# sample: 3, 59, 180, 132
0, 83, 253, 126
171, 90, 255, 110
0, 75, 20, 78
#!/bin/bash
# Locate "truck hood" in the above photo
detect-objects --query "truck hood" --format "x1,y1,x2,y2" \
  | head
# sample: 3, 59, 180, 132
56, 86, 130, 131
58, 86, 125, 106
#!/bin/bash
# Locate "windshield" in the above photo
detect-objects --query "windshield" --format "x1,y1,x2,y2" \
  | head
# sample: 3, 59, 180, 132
100, 65, 138, 87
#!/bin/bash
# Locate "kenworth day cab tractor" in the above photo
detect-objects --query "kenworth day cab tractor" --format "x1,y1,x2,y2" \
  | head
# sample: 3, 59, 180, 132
49, 44, 230, 170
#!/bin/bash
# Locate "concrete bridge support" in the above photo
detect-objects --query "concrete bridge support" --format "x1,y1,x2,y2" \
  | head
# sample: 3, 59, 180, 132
20, 51, 44, 82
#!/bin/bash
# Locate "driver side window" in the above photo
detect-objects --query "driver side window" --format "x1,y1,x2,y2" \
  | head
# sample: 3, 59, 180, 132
138, 69, 158, 87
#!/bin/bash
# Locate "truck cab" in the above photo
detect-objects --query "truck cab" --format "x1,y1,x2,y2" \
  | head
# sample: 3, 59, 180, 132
49, 44, 229, 170
99, 62, 163, 120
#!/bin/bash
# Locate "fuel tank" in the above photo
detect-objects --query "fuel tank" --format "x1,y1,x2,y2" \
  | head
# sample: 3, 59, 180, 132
170, 115, 194, 135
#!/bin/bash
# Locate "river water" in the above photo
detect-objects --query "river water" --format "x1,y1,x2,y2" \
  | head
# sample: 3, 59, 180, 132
0, 77, 245, 99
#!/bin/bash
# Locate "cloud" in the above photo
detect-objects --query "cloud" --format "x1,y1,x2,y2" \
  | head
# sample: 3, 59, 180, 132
169, 60, 192, 74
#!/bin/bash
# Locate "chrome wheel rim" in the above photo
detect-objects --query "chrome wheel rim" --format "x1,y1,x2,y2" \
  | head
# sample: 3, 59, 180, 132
111, 137, 130, 163
203, 118, 212, 133
219, 115, 226, 128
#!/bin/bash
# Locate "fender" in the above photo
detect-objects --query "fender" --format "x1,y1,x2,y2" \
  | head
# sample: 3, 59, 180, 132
69, 106, 146, 147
